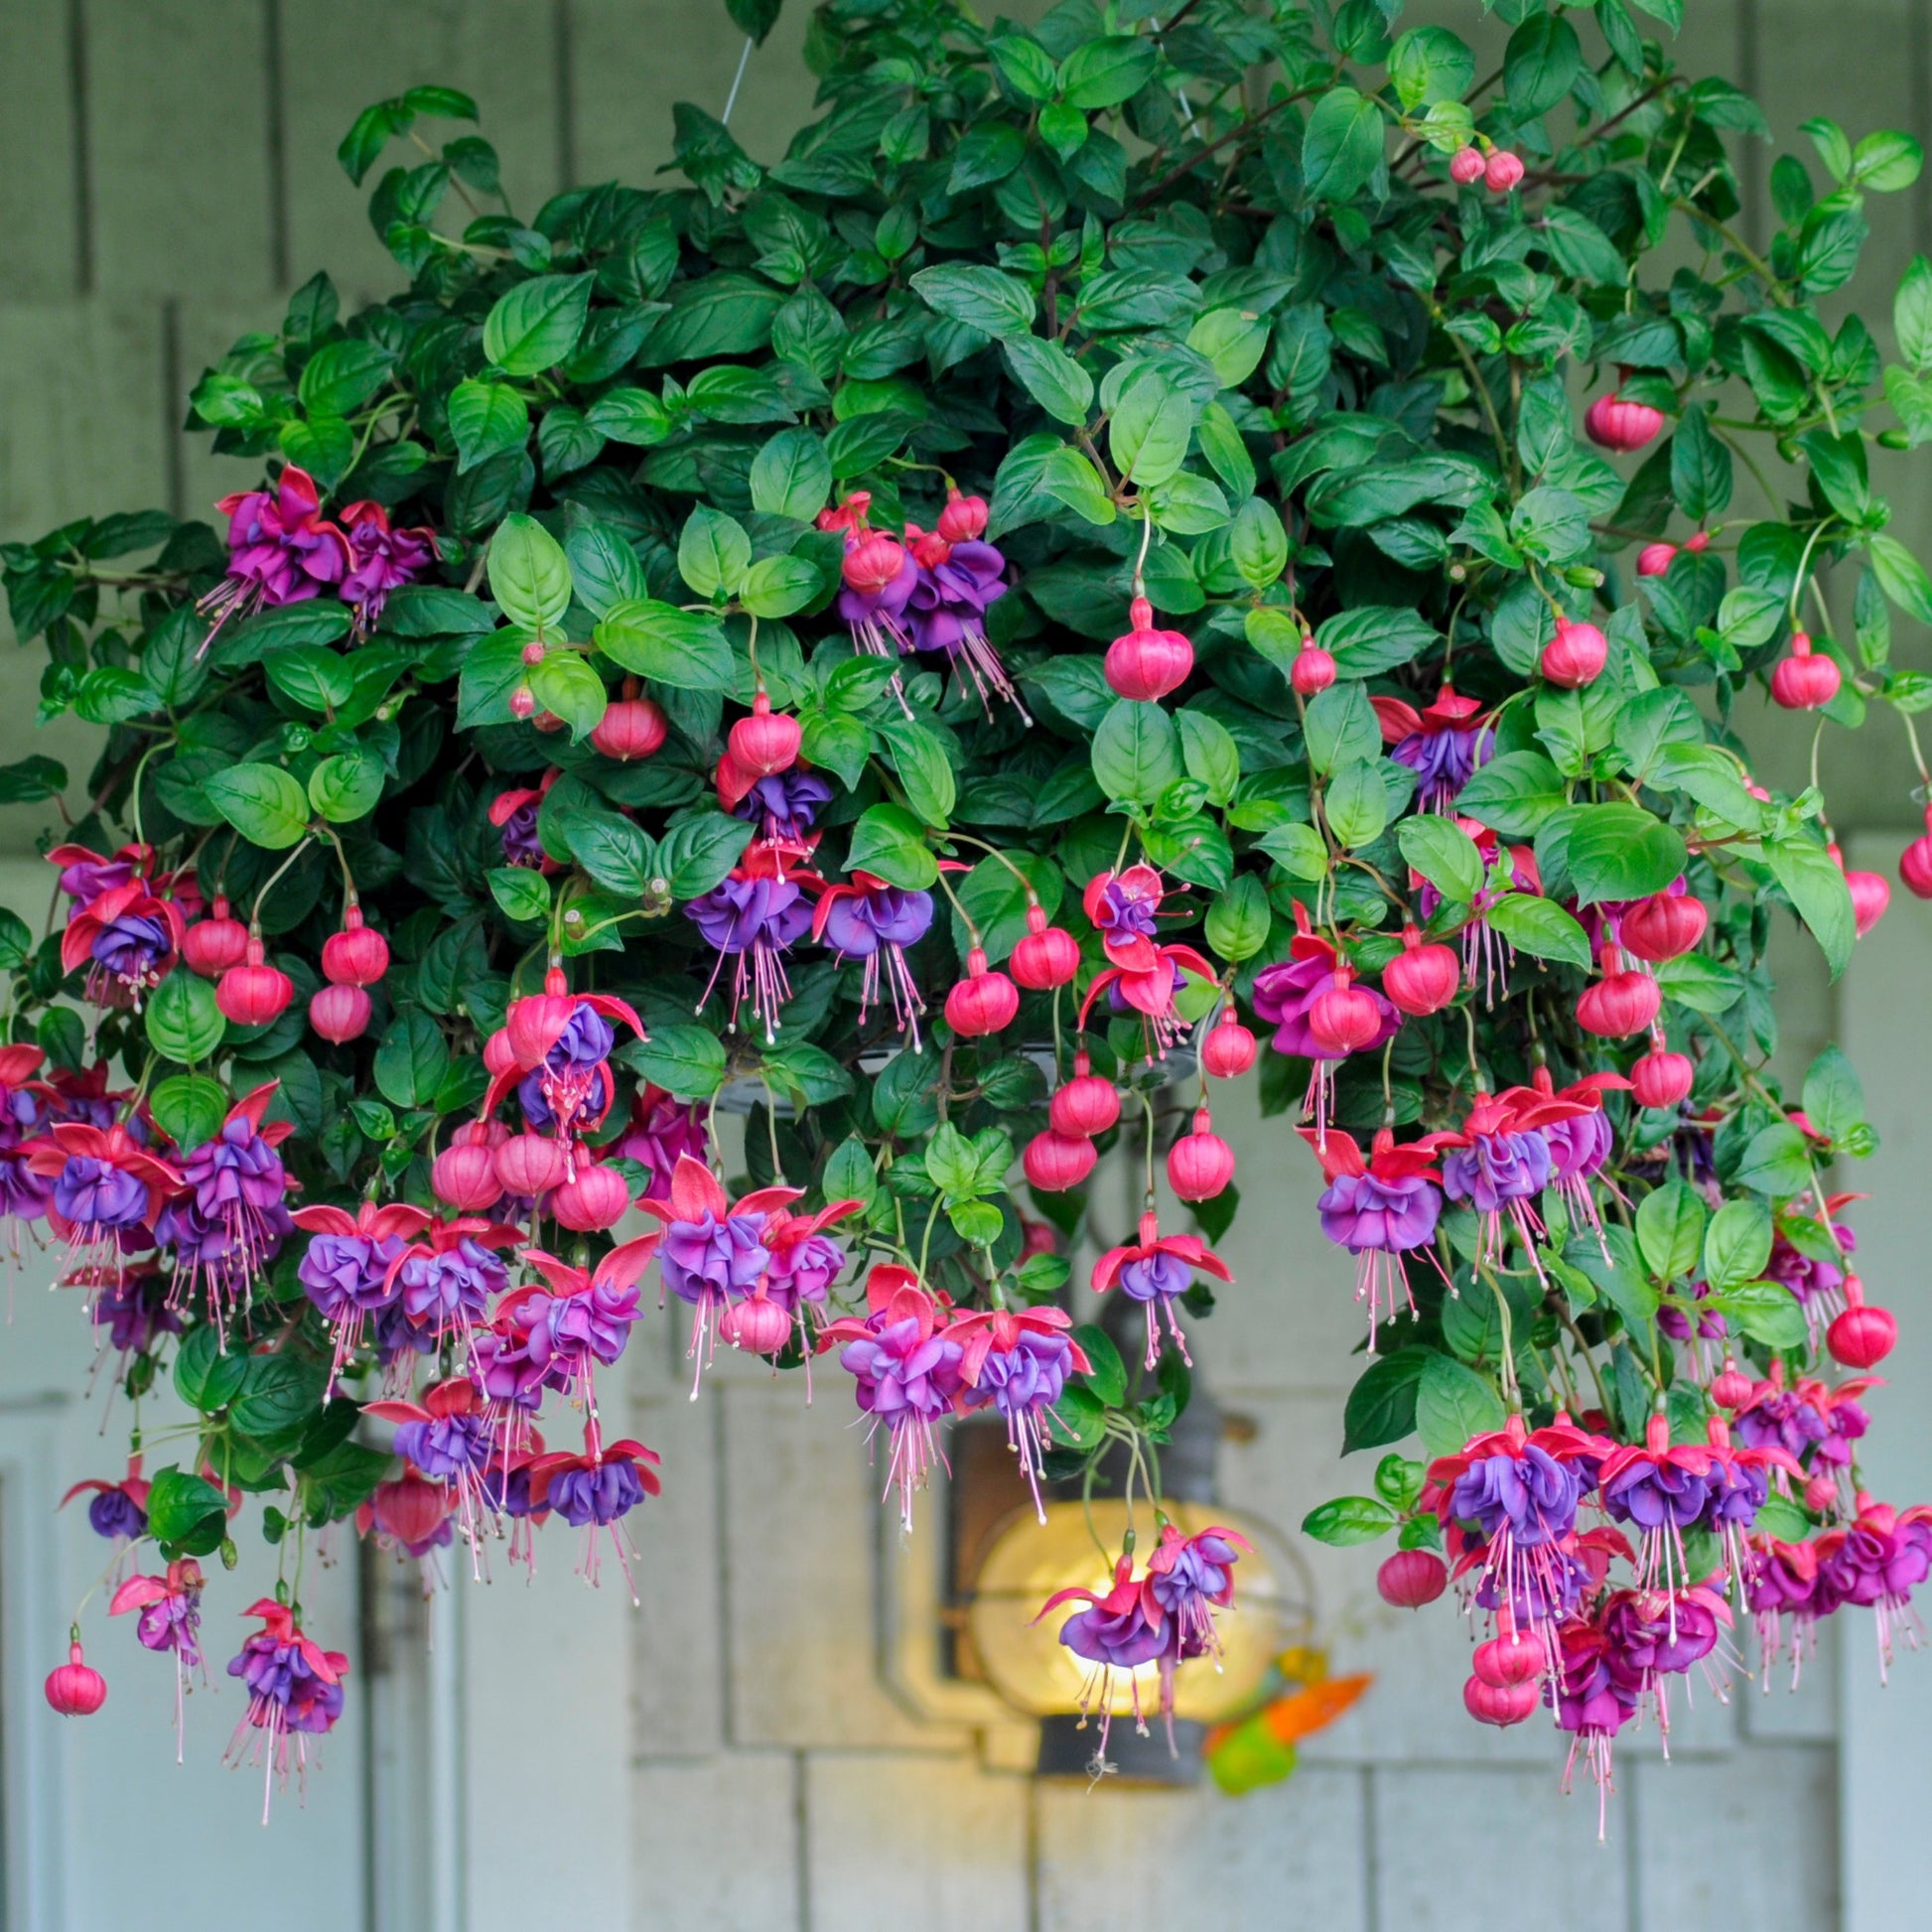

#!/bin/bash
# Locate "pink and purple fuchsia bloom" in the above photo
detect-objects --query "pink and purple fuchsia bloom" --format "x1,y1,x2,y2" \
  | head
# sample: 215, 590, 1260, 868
1251, 914, 1398, 1138
903, 511, 1022, 717
525, 1420, 662, 1599
818, 1266, 965, 1533
734, 768, 835, 845
686, 851, 816, 1044
110, 1559, 206, 1759
222, 1598, 348, 1824
292, 1199, 432, 1386
1299, 1125, 1455, 1345
952, 1304, 1090, 1519
338, 499, 435, 634
1091, 1211, 1233, 1372
1036, 1554, 1171, 1765
1816, 1495, 1932, 1681
637, 1157, 799, 1393
493, 1235, 660, 1412
62, 1456, 150, 1550
200, 465, 352, 644
813, 871, 933, 1043
614, 1084, 709, 1202
364, 1378, 500, 1573
1369, 686, 1493, 813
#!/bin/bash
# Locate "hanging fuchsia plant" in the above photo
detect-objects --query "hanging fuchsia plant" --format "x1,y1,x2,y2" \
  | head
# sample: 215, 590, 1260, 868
5, 0, 1932, 1820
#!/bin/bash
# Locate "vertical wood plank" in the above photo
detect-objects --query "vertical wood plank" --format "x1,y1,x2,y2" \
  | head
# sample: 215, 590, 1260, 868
82, 0, 276, 299
276, 0, 564, 302
0, 0, 84, 299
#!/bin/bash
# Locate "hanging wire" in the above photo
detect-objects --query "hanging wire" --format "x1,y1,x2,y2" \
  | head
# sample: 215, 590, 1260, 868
722, 34, 755, 124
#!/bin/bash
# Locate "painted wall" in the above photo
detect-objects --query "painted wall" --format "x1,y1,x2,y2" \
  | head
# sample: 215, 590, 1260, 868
0, 2, 1928, 1927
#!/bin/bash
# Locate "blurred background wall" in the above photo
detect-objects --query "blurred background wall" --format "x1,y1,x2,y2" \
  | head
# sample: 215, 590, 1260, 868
0, 2, 1926, 1928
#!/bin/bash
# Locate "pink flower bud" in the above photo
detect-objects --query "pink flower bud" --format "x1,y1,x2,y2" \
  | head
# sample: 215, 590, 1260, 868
944, 948, 1019, 1036
1011, 904, 1080, 990
1050, 1055, 1121, 1137
495, 1134, 567, 1199
1828, 1274, 1897, 1368
1484, 150, 1525, 192
720, 1294, 792, 1355
550, 1162, 630, 1232
728, 691, 802, 777
591, 696, 669, 760
1200, 1016, 1258, 1078
45, 1641, 106, 1717
1463, 1674, 1539, 1726
1383, 926, 1460, 1017
1584, 393, 1665, 453
1541, 618, 1607, 688
1710, 1358, 1754, 1410
1291, 641, 1336, 697
936, 490, 989, 543
1377, 1549, 1448, 1608
1449, 146, 1486, 185
842, 532, 907, 595
1023, 1130, 1096, 1192
1636, 541, 1677, 577
1472, 1627, 1543, 1686
322, 907, 389, 987
1168, 1109, 1235, 1201
1618, 891, 1707, 963
1770, 631, 1842, 711
1576, 948, 1660, 1038
1104, 599, 1194, 703
1630, 1045, 1693, 1110
309, 983, 372, 1045
1308, 970, 1383, 1053
215, 939, 294, 1028
432, 1142, 503, 1213
1900, 809, 1932, 898
183, 897, 249, 977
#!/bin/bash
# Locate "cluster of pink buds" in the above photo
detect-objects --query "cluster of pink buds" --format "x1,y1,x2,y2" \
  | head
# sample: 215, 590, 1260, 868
1449, 144, 1525, 193
1027, 1050, 1117, 1193
1636, 528, 1711, 577
309, 898, 389, 1044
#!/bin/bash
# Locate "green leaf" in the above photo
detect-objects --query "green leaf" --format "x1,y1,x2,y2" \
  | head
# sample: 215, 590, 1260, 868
149, 1073, 228, 1151
1802, 1044, 1865, 1146
1108, 363, 1196, 488
1315, 606, 1438, 679
308, 748, 385, 822
1204, 875, 1271, 961
1324, 759, 1390, 848
202, 761, 311, 849
1454, 752, 1568, 839
483, 272, 595, 375
1853, 128, 1923, 192
1671, 405, 1732, 520
530, 651, 609, 740
1059, 35, 1158, 109
678, 506, 752, 601
297, 339, 393, 417
146, 972, 225, 1065
1176, 711, 1239, 806
174, 1325, 247, 1412
147, 1466, 230, 1550
488, 514, 573, 631
625, 1025, 727, 1100
749, 428, 832, 521
1866, 532, 1932, 624
564, 516, 649, 621
1735, 1121, 1815, 1199
584, 387, 674, 447
1036, 446, 1117, 524
373, 1011, 450, 1110
1485, 894, 1592, 970
1895, 256, 1932, 371
594, 600, 737, 690
657, 814, 753, 897
560, 804, 654, 895
264, 645, 354, 714
1722, 1280, 1811, 1348
739, 554, 821, 620
1637, 1177, 1707, 1281
487, 867, 552, 923
1704, 1198, 1773, 1291
1417, 1351, 1506, 1458
844, 802, 937, 890
1303, 681, 1380, 775
1342, 1350, 1426, 1453
1301, 86, 1385, 204
885, 721, 956, 826
1228, 497, 1289, 590
1002, 337, 1094, 425
1560, 803, 1687, 905
1091, 699, 1182, 805
1767, 835, 1856, 977
1505, 11, 1583, 116
1397, 816, 1485, 901
823, 1135, 878, 1209
908, 264, 1035, 339
989, 33, 1057, 101
1072, 1321, 1129, 1405
1301, 1496, 1400, 1547
229, 1352, 327, 1443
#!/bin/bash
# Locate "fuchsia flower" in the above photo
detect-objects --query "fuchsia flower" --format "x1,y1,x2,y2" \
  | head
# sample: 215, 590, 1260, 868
492, 1234, 661, 1413
826, 497, 919, 663
153, 1084, 297, 1341
636, 1156, 807, 1392
1597, 1413, 1726, 1599
364, 1377, 500, 1569
1035, 1554, 1169, 1763
1076, 867, 1217, 1056
900, 505, 1021, 719
292, 1198, 434, 1386
1548, 1612, 1638, 1836
749, 1195, 861, 1358
686, 846, 817, 1044
27, 1118, 182, 1277
385, 1214, 520, 1359
483, 981, 645, 1170
1298, 1124, 1457, 1343
355, 1470, 457, 1572
1370, 685, 1493, 812
110, 1558, 206, 1760
487, 767, 559, 871
614, 1084, 709, 1200
525, 1419, 662, 1599
62, 1452, 151, 1548
57, 866, 187, 1010
223, 1598, 348, 1824
1091, 1209, 1232, 1371
1251, 907, 1399, 1136
813, 871, 933, 1044
951, 1303, 1090, 1519
1815, 1493, 1932, 1681
0, 1043, 54, 1228
199, 465, 352, 645
337, 499, 435, 635
1746, 1535, 1830, 1689
1429, 1413, 1613, 1662
1438, 1085, 1587, 1275
1520, 1067, 1629, 1249
817, 1265, 964, 1532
